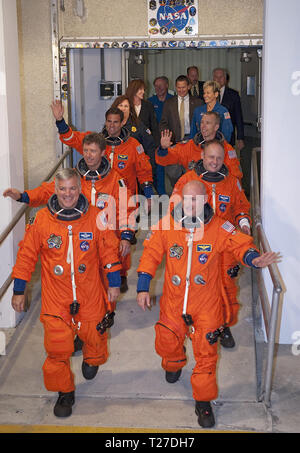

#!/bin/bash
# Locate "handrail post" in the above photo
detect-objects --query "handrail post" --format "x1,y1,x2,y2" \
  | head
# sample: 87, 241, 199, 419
250, 146, 284, 409
264, 286, 282, 407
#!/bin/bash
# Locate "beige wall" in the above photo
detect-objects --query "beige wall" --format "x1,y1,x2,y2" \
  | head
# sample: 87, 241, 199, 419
17, 0, 56, 190
61, 0, 263, 38
17, 0, 263, 189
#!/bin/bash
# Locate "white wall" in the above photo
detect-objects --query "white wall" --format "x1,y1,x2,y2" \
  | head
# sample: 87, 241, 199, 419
70, 48, 122, 132
0, 0, 24, 327
261, 0, 300, 343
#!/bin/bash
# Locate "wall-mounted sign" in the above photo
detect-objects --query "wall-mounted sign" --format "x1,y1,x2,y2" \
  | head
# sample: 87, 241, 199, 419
148, 0, 198, 38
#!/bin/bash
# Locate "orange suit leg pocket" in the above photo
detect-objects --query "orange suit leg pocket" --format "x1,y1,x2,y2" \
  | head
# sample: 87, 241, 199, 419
80, 320, 109, 367
41, 314, 75, 393
190, 326, 219, 402
155, 321, 187, 372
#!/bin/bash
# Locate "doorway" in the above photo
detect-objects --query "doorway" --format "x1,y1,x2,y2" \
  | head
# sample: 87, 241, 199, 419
67, 45, 261, 193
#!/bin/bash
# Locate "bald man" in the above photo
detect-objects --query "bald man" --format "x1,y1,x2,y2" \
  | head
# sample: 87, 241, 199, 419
137, 180, 280, 428
172, 139, 251, 348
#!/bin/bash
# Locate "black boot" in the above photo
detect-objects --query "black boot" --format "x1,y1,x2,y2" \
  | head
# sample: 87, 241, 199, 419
82, 361, 99, 380
220, 327, 235, 348
120, 276, 128, 293
195, 401, 215, 428
54, 391, 75, 417
165, 369, 182, 383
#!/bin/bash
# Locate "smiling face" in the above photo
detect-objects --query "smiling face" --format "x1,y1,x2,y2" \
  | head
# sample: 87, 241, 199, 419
182, 181, 207, 219
200, 114, 219, 140
116, 99, 130, 122
202, 143, 224, 173
83, 142, 106, 171
176, 80, 190, 98
135, 87, 145, 101
105, 113, 122, 137
154, 78, 168, 98
203, 86, 219, 105
55, 176, 81, 209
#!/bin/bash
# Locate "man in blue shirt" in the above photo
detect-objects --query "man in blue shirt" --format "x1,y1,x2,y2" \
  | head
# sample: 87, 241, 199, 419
148, 76, 173, 195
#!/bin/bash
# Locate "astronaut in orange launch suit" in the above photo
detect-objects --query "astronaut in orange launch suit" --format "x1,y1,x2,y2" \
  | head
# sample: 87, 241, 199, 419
4, 132, 135, 296
171, 139, 250, 347
156, 111, 242, 181
137, 180, 280, 428
11, 169, 122, 417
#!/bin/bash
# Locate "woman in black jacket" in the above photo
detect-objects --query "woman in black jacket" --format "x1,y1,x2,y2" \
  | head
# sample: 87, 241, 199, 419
125, 79, 160, 148
110, 95, 160, 192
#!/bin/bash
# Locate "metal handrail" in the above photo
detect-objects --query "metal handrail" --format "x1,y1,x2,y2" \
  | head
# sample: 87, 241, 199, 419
250, 147, 283, 408
0, 148, 72, 300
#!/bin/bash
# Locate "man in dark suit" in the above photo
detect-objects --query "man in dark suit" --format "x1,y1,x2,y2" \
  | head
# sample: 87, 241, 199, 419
159, 75, 203, 189
213, 67, 245, 151
187, 66, 205, 102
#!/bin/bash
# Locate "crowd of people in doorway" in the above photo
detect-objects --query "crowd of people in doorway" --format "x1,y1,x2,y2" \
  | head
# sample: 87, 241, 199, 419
3, 65, 280, 428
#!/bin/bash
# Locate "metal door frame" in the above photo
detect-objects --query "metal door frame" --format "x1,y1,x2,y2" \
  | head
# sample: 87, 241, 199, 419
51, 0, 263, 157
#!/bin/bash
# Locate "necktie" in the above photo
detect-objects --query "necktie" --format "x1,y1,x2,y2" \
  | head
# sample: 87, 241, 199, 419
193, 85, 198, 97
179, 97, 185, 140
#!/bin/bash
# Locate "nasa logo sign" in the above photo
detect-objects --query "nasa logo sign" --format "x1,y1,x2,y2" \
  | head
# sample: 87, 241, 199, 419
157, 4, 189, 34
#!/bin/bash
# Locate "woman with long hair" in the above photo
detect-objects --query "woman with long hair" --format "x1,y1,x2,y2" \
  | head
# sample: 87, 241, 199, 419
110, 95, 160, 193
125, 79, 160, 148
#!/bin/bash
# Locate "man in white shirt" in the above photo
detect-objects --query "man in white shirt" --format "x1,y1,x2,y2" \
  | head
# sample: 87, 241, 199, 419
159, 75, 203, 189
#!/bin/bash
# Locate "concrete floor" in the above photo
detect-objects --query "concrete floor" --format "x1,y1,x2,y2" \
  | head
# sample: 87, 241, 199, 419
0, 229, 299, 433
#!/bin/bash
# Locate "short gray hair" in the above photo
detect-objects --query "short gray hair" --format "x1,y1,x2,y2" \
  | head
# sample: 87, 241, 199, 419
55, 168, 81, 190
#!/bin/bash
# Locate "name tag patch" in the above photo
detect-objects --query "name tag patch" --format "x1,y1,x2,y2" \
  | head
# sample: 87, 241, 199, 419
218, 195, 230, 203
196, 244, 212, 252
79, 232, 93, 240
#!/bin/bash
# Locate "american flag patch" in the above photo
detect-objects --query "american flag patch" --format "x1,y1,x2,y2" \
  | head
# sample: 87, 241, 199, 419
224, 111, 231, 119
221, 221, 235, 233
136, 145, 144, 154
228, 149, 237, 159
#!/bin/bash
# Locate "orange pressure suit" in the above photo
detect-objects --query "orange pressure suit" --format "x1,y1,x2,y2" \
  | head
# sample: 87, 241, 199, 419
12, 194, 121, 394
23, 156, 135, 283
172, 161, 251, 326
57, 124, 154, 200
137, 203, 258, 402
156, 131, 242, 180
